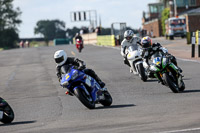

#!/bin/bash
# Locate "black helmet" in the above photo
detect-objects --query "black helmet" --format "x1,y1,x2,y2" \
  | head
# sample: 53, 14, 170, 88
141, 36, 152, 48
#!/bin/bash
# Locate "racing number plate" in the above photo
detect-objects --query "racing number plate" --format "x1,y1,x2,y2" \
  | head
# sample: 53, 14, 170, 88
0, 111, 3, 119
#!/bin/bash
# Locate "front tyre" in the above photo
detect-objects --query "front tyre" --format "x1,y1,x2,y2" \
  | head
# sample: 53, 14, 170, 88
1, 104, 14, 124
79, 48, 82, 53
100, 91, 112, 106
163, 73, 179, 93
74, 88, 95, 109
138, 63, 147, 82
179, 80, 185, 92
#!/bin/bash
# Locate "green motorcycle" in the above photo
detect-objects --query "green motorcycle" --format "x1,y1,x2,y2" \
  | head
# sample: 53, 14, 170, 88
148, 52, 185, 93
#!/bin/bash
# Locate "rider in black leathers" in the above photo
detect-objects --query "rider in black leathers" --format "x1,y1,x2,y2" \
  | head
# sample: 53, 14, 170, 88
75, 33, 83, 41
54, 50, 105, 88
140, 36, 182, 78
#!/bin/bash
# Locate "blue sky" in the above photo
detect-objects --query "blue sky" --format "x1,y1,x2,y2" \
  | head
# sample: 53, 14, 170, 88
13, 0, 157, 38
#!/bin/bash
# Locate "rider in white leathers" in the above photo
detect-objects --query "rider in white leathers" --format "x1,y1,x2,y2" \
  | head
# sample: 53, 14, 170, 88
121, 30, 141, 73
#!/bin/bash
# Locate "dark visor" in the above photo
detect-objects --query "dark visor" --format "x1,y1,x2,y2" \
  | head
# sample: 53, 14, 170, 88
126, 37, 132, 40
55, 56, 64, 63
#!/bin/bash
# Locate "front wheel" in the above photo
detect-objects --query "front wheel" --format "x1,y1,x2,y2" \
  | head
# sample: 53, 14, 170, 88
1, 104, 14, 124
79, 48, 82, 53
163, 73, 179, 93
179, 79, 185, 92
137, 63, 147, 82
74, 88, 95, 109
99, 91, 112, 106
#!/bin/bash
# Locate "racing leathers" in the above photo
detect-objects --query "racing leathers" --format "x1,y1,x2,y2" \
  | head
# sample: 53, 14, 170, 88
142, 43, 181, 79
56, 57, 105, 88
75, 35, 83, 41
120, 36, 141, 67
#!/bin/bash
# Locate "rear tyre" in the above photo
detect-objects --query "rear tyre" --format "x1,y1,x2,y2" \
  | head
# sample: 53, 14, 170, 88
138, 63, 147, 82
1, 104, 14, 124
74, 88, 95, 109
163, 73, 179, 93
100, 91, 112, 106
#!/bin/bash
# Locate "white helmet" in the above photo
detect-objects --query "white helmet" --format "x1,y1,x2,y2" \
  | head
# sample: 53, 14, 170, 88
54, 50, 67, 66
124, 30, 134, 42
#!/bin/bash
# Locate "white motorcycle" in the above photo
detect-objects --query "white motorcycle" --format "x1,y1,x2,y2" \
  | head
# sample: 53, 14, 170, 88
126, 46, 147, 81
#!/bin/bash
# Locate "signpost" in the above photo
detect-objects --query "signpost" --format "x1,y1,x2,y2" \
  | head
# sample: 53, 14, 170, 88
191, 32, 196, 57
70, 10, 97, 28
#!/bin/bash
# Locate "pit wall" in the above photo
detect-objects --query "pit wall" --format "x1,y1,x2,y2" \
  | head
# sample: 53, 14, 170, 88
77, 33, 116, 46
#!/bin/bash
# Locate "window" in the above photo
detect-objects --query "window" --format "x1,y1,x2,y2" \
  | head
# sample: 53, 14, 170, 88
176, 0, 189, 7
150, 5, 158, 13
176, 0, 196, 7
189, 0, 196, 6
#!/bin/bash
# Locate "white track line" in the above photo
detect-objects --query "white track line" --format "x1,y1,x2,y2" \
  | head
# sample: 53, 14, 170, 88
159, 127, 200, 133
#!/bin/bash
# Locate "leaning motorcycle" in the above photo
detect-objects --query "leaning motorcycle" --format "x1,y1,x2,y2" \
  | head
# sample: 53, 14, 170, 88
75, 39, 84, 53
60, 65, 112, 109
0, 97, 14, 124
147, 52, 185, 93
126, 46, 147, 81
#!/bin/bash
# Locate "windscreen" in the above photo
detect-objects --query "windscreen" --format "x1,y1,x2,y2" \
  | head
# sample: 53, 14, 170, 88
170, 19, 185, 26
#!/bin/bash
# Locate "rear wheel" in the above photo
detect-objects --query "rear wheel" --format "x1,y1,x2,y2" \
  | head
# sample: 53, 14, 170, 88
138, 63, 147, 82
99, 91, 112, 106
74, 88, 95, 109
1, 104, 14, 124
163, 73, 179, 93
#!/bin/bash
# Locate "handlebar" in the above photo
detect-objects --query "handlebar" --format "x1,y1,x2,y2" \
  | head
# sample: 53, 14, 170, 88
137, 41, 142, 46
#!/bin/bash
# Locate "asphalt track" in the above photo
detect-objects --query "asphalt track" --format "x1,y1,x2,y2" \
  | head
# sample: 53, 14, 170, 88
1, 41, 200, 133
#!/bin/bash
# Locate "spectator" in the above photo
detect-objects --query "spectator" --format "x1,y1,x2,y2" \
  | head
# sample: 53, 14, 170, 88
20, 41, 24, 48
25, 41, 30, 47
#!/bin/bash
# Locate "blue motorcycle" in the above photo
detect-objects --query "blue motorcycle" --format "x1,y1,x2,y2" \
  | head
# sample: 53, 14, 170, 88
60, 65, 112, 109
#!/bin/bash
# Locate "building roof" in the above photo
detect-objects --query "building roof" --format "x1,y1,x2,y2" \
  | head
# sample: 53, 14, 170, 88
179, 7, 200, 16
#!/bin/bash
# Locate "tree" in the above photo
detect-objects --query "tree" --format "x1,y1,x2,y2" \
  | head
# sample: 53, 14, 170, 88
0, 0, 22, 48
161, 8, 170, 36
34, 19, 66, 45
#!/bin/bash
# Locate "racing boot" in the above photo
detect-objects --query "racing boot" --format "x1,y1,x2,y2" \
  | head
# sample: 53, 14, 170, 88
130, 68, 133, 73
93, 74, 105, 88
98, 80, 105, 88
65, 90, 73, 96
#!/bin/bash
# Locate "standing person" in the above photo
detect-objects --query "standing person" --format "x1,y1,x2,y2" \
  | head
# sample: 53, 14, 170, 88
120, 30, 141, 73
25, 40, 30, 48
20, 41, 24, 48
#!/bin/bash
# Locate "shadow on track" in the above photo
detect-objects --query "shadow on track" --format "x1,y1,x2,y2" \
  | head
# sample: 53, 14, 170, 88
0, 120, 36, 126
95, 104, 135, 110
181, 89, 200, 93
145, 79, 158, 82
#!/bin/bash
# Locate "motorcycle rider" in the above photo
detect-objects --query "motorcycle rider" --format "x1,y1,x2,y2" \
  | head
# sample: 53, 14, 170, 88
121, 30, 141, 73
54, 50, 105, 89
75, 33, 83, 42
140, 36, 182, 79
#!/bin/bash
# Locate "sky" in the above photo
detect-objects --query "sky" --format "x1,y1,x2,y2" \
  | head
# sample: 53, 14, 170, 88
13, 0, 158, 38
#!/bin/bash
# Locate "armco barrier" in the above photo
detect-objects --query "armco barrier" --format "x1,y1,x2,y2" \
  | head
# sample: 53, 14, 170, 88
82, 33, 97, 45
97, 35, 115, 46
54, 38, 72, 45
